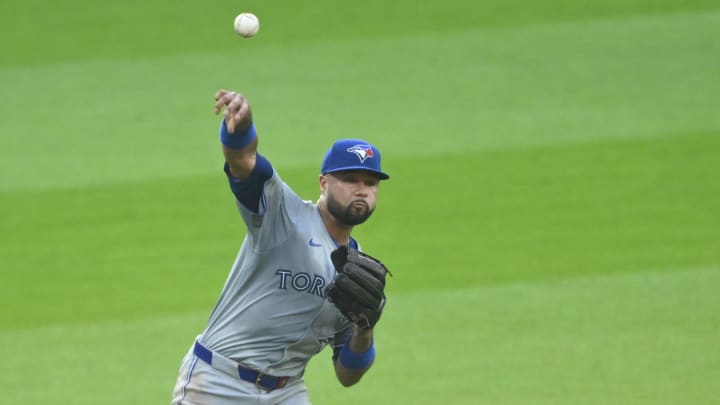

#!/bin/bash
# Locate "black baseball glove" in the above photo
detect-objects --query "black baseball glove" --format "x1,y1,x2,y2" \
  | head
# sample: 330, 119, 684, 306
327, 245, 391, 329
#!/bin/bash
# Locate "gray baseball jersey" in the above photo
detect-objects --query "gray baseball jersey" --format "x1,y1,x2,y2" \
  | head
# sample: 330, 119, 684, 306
197, 154, 354, 377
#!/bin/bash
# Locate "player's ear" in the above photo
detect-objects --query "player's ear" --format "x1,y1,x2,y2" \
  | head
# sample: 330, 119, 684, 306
319, 174, 328, 192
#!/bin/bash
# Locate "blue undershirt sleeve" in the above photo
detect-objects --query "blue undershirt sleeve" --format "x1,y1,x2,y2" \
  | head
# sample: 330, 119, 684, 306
224, 153, 274, 214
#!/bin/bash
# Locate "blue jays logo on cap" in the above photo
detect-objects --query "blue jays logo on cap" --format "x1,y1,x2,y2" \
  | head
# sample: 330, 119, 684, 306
321, 139, 390, 180
346, 144, 375, 163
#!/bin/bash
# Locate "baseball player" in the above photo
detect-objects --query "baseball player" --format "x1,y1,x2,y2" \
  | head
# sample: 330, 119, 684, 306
171, 89, 391, 404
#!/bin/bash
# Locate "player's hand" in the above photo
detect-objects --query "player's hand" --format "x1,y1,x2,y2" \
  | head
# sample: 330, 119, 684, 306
214, 89, 253, 134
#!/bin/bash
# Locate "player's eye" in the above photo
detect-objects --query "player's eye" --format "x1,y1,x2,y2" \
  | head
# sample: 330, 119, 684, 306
333, 171, 378, 186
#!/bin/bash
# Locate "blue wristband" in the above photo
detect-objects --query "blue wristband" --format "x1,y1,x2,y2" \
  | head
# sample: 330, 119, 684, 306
339, 338, 375, 370
220, 119, 257, 149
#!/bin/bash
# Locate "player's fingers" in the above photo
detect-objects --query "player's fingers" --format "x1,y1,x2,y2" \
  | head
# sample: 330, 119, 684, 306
224, 110, 237, 133
214, 89, 230, 100
214, 97, 228, 114
233, 100, 250, 123
214, 92, 238, 114
226, 95, 243, 111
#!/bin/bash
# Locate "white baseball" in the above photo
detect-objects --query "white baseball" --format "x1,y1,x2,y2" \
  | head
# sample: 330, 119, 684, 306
234, 13, 260, 38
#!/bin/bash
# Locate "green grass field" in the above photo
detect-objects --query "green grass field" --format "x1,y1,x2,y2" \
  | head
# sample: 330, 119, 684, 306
1, 1, 719, 403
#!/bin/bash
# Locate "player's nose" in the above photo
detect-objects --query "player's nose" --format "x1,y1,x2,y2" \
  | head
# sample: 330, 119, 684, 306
354, 184, 369, 197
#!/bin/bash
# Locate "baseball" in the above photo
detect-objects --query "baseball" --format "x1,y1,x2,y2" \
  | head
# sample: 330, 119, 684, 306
234, 13, 260, 38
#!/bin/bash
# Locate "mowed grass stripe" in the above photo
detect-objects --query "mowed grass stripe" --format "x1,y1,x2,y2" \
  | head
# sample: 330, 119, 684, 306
3, 0, 718, 66
1, 132, 718, 330
359, 131, 719, 287
309, 266, 720, 405
2, 9, 719, 191
1, 266, 717, 404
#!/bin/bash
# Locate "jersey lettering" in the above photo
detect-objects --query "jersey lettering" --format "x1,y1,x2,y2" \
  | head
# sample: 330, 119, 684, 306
276, 269, 292, 289
276, 269, 327, 297
292, 272, 311, 290
308, 275, 326, 297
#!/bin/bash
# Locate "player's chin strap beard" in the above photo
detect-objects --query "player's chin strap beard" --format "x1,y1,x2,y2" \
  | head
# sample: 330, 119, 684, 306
327, 197, 374, 226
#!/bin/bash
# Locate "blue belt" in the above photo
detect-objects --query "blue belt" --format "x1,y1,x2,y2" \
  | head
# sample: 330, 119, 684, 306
193, 341, 290, 391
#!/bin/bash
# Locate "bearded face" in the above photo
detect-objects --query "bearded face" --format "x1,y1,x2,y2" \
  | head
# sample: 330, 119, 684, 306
326, 190, 375, 226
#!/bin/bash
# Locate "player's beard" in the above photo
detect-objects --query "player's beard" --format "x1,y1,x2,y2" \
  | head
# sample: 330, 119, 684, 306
327, 194, 374, 226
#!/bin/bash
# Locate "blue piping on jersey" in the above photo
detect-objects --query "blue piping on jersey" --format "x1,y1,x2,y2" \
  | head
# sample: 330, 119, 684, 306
224, 153, 274, 213
179, 356, 199, 402
339, 234, 359, 250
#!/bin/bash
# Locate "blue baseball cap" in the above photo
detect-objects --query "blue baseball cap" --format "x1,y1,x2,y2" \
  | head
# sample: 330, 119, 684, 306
321, 139, 390, 180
